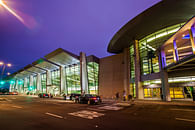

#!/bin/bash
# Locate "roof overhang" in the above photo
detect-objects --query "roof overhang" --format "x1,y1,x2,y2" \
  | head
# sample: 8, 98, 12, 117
108, 0, 195, 53
45, 48, 80, 66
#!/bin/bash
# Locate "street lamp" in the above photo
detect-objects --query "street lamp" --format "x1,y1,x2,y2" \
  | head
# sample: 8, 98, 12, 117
0, 61, 12, 79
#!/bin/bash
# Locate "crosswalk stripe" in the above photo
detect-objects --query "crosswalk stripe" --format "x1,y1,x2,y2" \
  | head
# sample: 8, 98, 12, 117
176, 117, 195, 123
45, 112, 63, 119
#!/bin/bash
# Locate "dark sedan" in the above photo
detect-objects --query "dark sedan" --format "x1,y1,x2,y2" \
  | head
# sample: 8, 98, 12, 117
38, 93, 53, 98
79, 94, 102, 105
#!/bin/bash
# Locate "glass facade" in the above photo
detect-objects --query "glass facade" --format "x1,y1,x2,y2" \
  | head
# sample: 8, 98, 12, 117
65, 63, 81, 94
41, 73, 46, 93
17, 79, 24, 93
33, 76, 37, 91
170, 87, 184, 99
138, 23, 184, 75
87, 62, 99, 94
130, 83, 136, 97
129, 45, 135, 79
51, 69, 60, 87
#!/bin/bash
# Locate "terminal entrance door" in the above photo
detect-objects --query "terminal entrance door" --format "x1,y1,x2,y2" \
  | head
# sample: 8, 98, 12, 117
170, 87, 184, 99
144, 88, 160, 98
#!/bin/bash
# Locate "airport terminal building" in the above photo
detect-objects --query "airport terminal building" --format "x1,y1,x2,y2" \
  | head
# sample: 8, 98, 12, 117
104, 0, 195, 101
8, 48, 99, 96
8, 0, 195, 101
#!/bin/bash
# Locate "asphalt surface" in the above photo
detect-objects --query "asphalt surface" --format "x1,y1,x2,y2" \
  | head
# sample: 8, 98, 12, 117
0, 95, 195, 130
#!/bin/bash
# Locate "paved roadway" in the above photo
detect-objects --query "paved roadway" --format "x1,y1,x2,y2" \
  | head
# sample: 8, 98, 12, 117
0, 95, 195, 130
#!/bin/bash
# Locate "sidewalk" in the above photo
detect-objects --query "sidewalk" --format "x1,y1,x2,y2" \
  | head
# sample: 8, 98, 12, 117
102, 98, 195, 107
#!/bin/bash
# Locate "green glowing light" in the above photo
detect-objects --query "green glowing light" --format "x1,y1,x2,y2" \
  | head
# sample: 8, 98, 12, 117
10, 80, 15, 84
0, 81, 5, 85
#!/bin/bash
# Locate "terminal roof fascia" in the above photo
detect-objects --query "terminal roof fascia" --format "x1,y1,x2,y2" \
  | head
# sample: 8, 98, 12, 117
108, 0, 195, 53
32, 58, 59, 71
44, 48, 80, 66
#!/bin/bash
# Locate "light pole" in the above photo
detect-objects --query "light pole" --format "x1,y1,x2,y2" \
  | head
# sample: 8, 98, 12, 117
0, 61, 12, 80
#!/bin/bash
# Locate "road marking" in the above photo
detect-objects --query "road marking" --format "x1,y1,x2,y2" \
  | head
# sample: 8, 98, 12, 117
45, 112, 63, 119
176, 118, 195, 123
98, 105, 123, 111
170, 108, 195, 112
87, 107, 105, 112
12, 106, 22, 109
68, 110, 104, 119
114, 103, 131, 107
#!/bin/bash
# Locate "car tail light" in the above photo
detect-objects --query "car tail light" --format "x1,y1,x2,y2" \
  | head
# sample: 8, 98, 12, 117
92, 97, 97, 100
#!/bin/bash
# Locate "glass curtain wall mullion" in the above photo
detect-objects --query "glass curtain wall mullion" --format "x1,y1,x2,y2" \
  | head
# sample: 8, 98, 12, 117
51, 69, 60, 87
33, 76, 37, 92
41, 73, 46, 93
138, 23, 185, 75
65, 63, 81, 94
87, 62, 99, 95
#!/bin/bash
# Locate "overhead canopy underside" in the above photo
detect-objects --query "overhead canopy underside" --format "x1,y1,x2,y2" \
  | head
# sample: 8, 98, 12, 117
8, 48, 80, 79
108, 0, 195, 53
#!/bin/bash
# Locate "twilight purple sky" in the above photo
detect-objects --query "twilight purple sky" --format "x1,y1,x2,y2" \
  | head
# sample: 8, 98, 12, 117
0, 0, 160, 75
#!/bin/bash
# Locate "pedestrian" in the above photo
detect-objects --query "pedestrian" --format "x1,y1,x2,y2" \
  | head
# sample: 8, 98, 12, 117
128, 94, 132, 101
123, 90, 126, 101
116, 92, 119, 100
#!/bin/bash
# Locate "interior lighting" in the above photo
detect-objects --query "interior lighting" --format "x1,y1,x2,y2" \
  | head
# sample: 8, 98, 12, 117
167, 28, 180, 34
156, 32, 167, 39
182, 34, 190, 39
167, 45, 192, 52
18, 81, 23, 85
10, 80, 15, 84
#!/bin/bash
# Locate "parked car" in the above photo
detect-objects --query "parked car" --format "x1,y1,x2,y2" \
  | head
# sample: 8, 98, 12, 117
38, 93, 53, 98
63, 93, 81, 102
9, 91, 18, 95
79, 94, 102, 105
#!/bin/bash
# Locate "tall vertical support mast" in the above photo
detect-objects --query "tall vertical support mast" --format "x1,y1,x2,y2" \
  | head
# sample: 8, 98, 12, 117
133, 40, 144, 99
189, 26, 195, 54
24, 77, 28, 93
37, 73, 41, 93
173, 40, 179, 63
29, 75, 33, 87
46, 70, 51, 93
60, 66, 67, 95
80, 52, 89, 94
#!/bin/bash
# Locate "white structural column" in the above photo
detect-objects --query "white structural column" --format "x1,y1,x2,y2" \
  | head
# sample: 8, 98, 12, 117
24, 77, 28, 93
60, 66, 67, 94
29, 75, 33, 87
9, 81, 14, 92
46, 70, 52, 93
123, 48, 130, 96
80, 52, 89, 94
189, 26, 195, 54
15, 80, 18, 92
36, 73, 42, 93
133, 40, 144, 99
